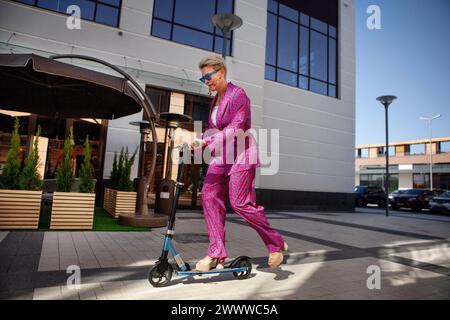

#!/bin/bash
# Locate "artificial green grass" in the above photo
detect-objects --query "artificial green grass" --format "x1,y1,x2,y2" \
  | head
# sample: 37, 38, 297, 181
34, 204, 151, 232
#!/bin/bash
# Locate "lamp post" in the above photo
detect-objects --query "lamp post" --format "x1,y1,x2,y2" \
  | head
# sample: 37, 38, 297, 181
419, 114, 442, 190
377, 95, 397, 217
211, 13, 243, 58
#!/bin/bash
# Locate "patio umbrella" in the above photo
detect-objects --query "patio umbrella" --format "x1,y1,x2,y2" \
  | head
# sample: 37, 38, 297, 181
0, 53, 150, 119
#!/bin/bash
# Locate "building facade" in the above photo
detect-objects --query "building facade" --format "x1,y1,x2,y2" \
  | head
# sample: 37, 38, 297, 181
355, 137, 450, 192
0, 0, 356, 211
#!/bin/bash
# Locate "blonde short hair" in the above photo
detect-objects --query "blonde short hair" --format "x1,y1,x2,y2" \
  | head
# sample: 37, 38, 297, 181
198, 55, 227, 74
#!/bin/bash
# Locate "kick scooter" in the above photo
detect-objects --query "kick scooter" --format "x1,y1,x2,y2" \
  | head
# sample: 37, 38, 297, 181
148, 143, 252, 287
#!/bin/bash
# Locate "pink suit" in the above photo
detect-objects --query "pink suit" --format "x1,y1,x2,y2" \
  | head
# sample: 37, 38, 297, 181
201, 82, 285, 259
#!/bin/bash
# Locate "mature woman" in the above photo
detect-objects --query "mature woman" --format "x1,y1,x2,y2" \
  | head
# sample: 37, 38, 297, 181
192, 55, 288, 271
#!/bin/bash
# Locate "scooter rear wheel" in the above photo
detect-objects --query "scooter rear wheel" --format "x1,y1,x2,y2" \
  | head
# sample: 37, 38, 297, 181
232, 258, 252, 279
148, 263, 173, 287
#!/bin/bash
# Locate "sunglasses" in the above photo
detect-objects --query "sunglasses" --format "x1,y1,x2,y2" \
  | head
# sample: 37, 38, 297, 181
199, 67, 222, 83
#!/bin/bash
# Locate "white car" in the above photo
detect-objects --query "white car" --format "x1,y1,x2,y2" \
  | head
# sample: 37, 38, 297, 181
428, 191, 450, 212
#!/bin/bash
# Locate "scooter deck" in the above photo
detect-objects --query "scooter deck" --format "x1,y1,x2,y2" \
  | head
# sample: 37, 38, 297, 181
177, 267, 247, 276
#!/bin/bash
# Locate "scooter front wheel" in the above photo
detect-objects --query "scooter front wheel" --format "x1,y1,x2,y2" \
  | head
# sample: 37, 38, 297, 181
148, 263, 173, 287
232, 258, 252, 280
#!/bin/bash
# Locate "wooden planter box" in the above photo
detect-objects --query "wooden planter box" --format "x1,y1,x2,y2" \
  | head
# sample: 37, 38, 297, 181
50, 192, 95, 230
103, 187, 136, 218
0, 189, 42, 229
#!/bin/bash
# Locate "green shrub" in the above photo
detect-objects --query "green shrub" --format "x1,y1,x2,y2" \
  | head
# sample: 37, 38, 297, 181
110, 152, 118, 189
19, 125, 43, 191
55, 127, 74, 192
109, 147, 137, 191
79, 135, 94, 193
0, 118, 21, 190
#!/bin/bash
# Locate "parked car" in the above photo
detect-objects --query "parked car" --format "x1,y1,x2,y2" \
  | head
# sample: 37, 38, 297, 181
388, 190, 405, 206
391, 189, 435, 212
354, 186, 387, 207
428, 191, 450, 213
432, 189, 448, 196
388, 189, 406, 201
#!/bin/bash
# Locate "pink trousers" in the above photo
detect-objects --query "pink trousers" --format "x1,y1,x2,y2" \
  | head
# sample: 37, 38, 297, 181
201, 166, 285, 259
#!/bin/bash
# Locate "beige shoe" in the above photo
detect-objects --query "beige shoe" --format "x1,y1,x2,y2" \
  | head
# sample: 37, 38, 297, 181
215, 258, 225, 270
268, 242, 288, 269
195, 257, 225, 272
268, 252, 283, 268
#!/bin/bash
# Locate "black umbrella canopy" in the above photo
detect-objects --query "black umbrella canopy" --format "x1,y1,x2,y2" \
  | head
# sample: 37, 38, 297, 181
0, 53, 144, 119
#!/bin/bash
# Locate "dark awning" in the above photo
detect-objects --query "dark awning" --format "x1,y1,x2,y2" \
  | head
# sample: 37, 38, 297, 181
0, 53, 144, 119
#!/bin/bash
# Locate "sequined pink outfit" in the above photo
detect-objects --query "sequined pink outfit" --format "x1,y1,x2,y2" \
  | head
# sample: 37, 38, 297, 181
201, 82, 285, 259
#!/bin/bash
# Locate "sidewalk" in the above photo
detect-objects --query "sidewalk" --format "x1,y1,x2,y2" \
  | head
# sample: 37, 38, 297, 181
1, 209, 449, 300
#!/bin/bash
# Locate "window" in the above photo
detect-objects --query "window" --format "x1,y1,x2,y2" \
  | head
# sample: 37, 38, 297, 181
265, 0, 338, 98
151, 0, 234, 56
0, 112, 105, 181
360, 174, 398, 193
440, 141, 450, 153
184, 94, 211, 129
378, 146, 395, 157
388, 146, 396, 157
409, 144, 425, 155
360, 149, 369, 158
14, 0, 122, 27
413, 174, 429, 189
377, 147, 384, 157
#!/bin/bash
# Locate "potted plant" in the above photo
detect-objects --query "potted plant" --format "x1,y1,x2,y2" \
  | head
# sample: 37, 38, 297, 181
103, 147, 137, 218
50, 130, 95, 229
0, 118, 43, 230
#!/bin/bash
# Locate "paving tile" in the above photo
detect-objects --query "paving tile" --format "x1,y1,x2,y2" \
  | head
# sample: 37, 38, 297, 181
0, 232, 8, 244
33, 286, 62, 300
1, 210, 449, 300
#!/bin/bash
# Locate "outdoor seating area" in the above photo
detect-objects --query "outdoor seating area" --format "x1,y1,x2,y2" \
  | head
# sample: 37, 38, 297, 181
0, 53, 163, 230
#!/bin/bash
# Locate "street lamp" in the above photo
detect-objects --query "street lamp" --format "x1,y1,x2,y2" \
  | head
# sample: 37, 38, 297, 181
419, 114, 442, 190
377, 95, 397, 217
212, 13, 243, 58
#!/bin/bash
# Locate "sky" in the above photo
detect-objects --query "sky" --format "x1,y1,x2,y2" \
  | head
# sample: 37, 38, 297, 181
355, 0, 450, 146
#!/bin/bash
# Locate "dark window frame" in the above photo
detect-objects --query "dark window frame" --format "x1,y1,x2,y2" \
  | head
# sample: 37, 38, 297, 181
265, 0, 339, 98
151, 0, 235, 56
13, 0, 123, 28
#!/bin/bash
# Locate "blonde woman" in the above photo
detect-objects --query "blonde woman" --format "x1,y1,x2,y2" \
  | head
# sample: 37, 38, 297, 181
192, 55, 288, 271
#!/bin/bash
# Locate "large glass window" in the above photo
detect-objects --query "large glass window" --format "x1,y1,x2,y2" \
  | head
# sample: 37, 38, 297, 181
409, 144, 425, 155
152, 0, 234, 56
377, 146, 396, 157
360, 174, 398, 192
360, 149, 369, 158
440, 141, 450, 153
265, 0, 338, 98
0, 112, 106, 191
413, 171, 450, 190
413, 173, 429, 189
14, 0, 122, 27
143, 86, 211, 210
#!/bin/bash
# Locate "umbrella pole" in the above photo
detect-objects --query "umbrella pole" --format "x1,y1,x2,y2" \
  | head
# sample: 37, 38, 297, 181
135, 128, 148, 216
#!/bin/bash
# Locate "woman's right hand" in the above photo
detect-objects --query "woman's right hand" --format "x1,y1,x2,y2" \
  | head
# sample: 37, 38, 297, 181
191, 138, 206, 150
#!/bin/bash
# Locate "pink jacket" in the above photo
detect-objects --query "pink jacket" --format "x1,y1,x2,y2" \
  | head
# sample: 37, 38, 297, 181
203, 82, 260, 175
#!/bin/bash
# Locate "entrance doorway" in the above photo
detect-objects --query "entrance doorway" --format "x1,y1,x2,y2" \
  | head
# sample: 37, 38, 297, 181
144, 86, 211, 209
